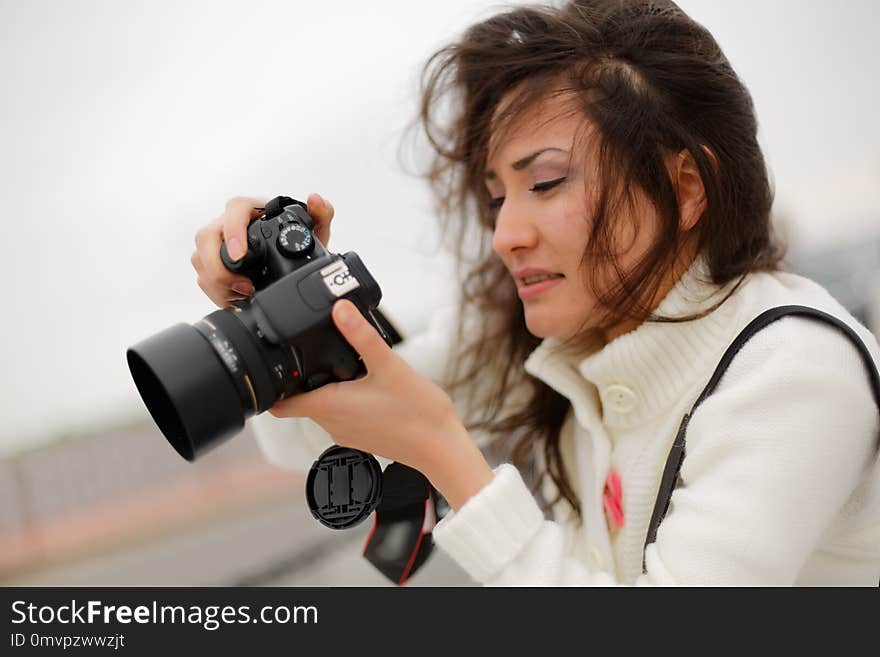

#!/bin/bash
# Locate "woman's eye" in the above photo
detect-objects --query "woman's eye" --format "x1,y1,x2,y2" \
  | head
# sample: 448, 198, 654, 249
486, 176, 564, 213
530, 176, 567, 193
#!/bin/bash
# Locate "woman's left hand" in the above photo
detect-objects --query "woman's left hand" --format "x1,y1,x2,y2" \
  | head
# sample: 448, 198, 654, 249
268, 299, 494, 510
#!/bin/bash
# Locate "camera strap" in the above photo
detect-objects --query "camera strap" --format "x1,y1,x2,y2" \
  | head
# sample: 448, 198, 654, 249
362, 462, 449, 585
642, 304, 880, 585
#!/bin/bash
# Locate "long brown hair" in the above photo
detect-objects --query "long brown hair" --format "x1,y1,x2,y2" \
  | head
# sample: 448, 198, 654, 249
416, 0, 787, 518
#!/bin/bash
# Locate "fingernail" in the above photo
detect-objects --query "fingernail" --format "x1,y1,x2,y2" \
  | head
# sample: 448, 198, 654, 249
334, 301, 356, 328
232, 281, 255, 295
227, 237, 243, 261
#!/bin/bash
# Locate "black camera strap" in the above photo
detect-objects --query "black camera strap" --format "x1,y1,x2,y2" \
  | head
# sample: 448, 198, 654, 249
304, 306, 446, 585
642, 305, 880, 585
361, 463, 449, 585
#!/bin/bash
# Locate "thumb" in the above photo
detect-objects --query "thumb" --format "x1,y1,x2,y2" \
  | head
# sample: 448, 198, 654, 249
332, 300, 391, 371
269, 386, 327, 419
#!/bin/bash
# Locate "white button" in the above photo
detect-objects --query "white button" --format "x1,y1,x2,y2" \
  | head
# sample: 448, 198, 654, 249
589, 545, 606, 570
601, 384, 638, 414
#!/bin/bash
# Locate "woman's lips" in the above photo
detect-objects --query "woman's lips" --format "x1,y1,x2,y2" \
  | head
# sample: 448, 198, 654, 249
517, 273, 564, 300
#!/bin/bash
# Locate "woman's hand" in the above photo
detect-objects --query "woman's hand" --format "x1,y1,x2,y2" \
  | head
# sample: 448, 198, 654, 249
191, 193, 335, 308
268, 299, 495, 511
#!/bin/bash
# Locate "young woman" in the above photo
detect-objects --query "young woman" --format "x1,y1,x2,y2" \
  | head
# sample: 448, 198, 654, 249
191, 0, 880, 585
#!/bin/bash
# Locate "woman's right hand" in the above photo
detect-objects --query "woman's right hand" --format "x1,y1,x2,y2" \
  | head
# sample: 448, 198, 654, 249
191, 193, 335, 308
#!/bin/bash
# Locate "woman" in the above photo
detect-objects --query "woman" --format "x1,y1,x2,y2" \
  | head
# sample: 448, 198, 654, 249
190, 0, 880, 585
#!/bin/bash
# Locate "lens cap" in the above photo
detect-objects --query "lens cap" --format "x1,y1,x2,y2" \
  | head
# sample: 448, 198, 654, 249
306, 446, 383, 529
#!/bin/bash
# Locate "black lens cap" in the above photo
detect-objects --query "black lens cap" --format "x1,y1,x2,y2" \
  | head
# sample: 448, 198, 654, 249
306, 446, 383, 529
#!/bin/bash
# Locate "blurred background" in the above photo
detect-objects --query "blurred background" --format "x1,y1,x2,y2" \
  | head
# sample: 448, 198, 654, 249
1, 0, 878, 586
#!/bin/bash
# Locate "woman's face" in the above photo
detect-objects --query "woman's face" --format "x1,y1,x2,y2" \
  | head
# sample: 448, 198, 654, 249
486, 90, 660, 341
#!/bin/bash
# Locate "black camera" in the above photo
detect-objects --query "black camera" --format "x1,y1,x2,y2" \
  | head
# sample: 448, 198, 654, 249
127, 196, 444, 579
126, 196, 393, 465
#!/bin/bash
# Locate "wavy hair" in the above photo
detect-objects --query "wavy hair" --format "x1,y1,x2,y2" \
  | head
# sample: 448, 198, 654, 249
416, 0, 787, 518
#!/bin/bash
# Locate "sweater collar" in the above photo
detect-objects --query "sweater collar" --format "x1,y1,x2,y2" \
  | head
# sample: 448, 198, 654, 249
524, 253, 744, 429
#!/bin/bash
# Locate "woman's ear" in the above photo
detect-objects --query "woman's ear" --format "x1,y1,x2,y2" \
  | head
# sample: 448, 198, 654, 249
672, 147, 715, 232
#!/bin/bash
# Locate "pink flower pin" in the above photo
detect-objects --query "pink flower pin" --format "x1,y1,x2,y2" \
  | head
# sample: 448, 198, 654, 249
603, 469, 624, 532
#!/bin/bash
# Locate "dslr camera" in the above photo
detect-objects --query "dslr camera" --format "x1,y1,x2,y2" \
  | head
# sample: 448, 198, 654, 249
127, 197, 396, 523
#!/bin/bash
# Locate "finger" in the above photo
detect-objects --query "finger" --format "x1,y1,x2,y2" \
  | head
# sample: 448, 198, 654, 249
196, 276, 229, 309
269, 385, 333, 419
193, 251, 251, 304
331, 300, 392, 371
191, 217, 253, 294
194, 224, 256, 294
221, 196, 266, 261
306, 192, 334, 244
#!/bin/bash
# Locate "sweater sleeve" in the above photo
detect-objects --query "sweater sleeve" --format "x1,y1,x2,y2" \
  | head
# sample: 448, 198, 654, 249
250, 302, 464, 473
433, 317, 880, 585
432, 463, 618, 585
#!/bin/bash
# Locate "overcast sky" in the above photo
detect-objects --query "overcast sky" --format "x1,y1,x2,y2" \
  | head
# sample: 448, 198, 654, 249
1, 0, 878, 453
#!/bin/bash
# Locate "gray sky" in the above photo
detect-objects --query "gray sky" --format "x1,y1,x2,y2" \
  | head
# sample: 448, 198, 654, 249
1, 0, 878, 453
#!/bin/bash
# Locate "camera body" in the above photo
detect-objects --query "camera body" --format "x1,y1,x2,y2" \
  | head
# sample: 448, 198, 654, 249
217, 196, 389, 396
127, 196, 391, 461
220, 197, 327, 290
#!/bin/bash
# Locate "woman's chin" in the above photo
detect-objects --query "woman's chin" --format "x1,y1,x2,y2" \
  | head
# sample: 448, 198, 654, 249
523, 303, 596, 341
523, 311, 568, 339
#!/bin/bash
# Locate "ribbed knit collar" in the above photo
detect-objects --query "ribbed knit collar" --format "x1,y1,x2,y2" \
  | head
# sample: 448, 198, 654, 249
524, 253, 745, 430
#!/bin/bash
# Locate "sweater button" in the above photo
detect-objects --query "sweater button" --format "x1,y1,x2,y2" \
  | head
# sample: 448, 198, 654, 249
601, 384, 637, 414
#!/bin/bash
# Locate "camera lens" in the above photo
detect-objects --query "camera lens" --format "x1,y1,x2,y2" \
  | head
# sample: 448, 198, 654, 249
126, 309, 280, 461
127, 323, 245, 460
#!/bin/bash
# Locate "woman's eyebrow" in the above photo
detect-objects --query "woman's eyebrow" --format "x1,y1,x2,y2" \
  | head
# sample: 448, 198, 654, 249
485, 147, 568, 180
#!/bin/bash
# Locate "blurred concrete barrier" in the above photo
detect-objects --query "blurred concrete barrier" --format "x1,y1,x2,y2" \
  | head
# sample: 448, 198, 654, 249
0, 421, 302, 581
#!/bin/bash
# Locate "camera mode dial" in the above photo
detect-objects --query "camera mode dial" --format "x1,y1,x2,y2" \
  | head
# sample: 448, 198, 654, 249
277, 223, 314, 258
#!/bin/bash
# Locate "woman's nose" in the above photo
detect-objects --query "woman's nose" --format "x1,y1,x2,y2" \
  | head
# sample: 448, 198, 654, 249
491, 200, 539, 256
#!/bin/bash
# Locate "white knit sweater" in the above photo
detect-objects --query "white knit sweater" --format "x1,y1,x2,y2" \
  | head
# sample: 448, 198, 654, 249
250, 254, 880, 586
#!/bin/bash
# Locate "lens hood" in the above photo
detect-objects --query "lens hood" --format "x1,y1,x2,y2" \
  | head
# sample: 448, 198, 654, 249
127, 323, 245, 460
